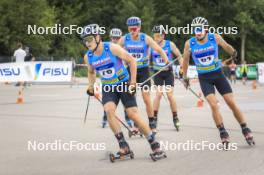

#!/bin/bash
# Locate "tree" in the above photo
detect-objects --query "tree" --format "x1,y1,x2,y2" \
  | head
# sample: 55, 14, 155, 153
0, 0, 56, 57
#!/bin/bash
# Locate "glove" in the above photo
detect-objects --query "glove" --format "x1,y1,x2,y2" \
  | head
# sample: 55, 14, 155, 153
86, 86, 94, 96
128, 82, 137, 96
231, 50, 238, 62
183, 76, 190, 89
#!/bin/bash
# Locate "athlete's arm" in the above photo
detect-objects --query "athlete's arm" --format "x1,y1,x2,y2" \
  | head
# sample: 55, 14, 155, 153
222, 57, 233, 65
170, 41, 183, 65
215, 34, 237, 57
182, 40, 191, 78
84, 54, 96, 88
146, 35, 169, 64
110, 43, 137, 85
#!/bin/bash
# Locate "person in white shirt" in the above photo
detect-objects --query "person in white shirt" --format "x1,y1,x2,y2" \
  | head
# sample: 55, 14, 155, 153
13, 43, 26, 63
13, 43, 26, 86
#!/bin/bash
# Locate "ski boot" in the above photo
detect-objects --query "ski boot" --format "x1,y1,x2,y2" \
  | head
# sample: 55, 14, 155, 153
109, 142, 134, 163
149, 119, 157, 136
242, 127, 255, 146
220, 130, 230, 150
126, 119, 133, 128
173, 117, 180, 131
149, 141, 167, 161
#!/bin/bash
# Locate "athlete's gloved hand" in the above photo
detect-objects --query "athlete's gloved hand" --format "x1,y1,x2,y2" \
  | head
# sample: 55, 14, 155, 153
231, 50, 238, 62
165, 59, 170, 65
128, 82, 137, 96
183, 76, 190, 89
86, 85, 94, 96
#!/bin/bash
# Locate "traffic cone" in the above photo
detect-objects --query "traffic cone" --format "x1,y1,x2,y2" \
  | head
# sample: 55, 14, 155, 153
16, 89, 24, 104
252, 80, 257, 90
196, 92, 203, 108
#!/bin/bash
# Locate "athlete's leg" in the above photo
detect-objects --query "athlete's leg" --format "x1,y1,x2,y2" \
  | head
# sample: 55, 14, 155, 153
137, 67, 156, 132
153, 88, 162, 116
213, 72, 246, 124
153, 72, 164, 123
121, 88, 163, 153
166, 85, 180, 130
126, 107, 152, 136
223, 92, 254, 143
206, 94, 224, 126
141, 90, 154, 117
166, 86, 177, 113
222, 93, 246, 123
102, 87, 130, 153
124, 110, 133, 127
104, 102, 121, 133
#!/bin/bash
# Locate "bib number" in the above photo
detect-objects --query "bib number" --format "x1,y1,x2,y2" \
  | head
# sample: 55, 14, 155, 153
156, 57, 166, 66
131, 53, 143, 61
198, 55, 214, 66
99, 68, 115, 78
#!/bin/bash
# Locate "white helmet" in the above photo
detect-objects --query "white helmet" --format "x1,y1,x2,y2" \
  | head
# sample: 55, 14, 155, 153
109, 28, 122, 38
81, 24, 100, 39
191, 17, 209, 27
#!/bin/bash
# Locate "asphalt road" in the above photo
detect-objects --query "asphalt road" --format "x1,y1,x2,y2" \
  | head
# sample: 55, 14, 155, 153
1, 79, 263, 175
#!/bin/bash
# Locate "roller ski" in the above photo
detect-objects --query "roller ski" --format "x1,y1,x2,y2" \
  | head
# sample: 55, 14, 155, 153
173, 117, 180, 131
220, 130, 230, 150
149, 141, 167, 161
128, 127, 143, 138
109, 143, 134, 163
242, 127, 255, 146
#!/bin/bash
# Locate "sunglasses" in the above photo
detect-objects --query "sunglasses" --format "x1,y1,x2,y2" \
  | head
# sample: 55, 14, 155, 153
128, 26, 140, 32
111, 37, 121, 40
83, 35, 94, 43
193, 26, 205, 34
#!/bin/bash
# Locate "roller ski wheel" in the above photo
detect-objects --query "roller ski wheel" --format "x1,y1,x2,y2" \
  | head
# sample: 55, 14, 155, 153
242, 128, 255, 146
220, 130, 230, 150
221, 138, 230, 150
109, 150, 134, 163
173, 118, 180, 132
150, 151, 167, 162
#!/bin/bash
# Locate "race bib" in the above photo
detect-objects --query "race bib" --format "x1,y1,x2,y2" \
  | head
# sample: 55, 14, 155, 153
98, 67, 115, 78
198, 55, 214, 66
131, 53, 143, 61
155, 57, 166, 66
